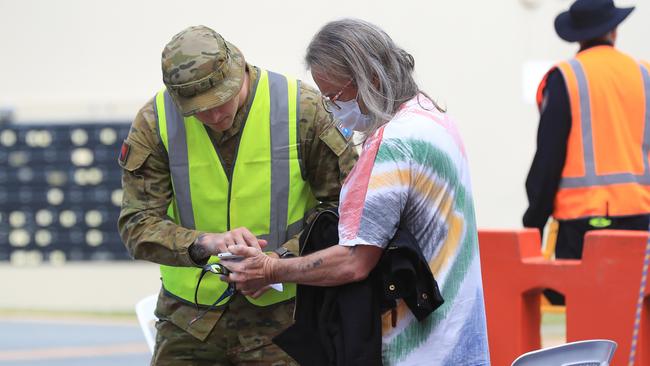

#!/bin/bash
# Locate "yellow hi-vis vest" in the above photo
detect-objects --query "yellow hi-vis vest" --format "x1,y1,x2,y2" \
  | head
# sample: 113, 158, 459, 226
155, 69, 318, 307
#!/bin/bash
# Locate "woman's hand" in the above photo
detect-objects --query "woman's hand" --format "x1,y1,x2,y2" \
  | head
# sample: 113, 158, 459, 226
220, 245, 277, 294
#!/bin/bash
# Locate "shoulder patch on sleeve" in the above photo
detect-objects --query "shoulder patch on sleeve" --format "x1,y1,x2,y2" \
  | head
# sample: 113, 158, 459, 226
319, 123, 350, 157
336, 121, 353, 141
117, 140, 151, 171
118, 141, 131, 165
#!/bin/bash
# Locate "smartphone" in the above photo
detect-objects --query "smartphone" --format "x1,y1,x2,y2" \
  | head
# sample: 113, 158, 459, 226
217, 252, 245, 261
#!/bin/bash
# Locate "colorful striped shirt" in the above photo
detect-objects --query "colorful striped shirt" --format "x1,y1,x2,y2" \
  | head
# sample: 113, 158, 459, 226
338, 94, 490, 365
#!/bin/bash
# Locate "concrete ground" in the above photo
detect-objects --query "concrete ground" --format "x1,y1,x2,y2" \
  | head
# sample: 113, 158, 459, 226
541, 312, 566, 348
0, 262, 157, 365
0, 315, 150, 365
0, 311, 566, 366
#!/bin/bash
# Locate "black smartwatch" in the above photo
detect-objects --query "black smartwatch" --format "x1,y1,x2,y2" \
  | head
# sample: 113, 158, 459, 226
274, 247, 295, 259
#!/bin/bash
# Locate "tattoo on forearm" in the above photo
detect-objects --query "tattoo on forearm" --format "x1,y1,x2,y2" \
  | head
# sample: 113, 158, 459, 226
309, 258, 323, 269
189, 234, 209, 263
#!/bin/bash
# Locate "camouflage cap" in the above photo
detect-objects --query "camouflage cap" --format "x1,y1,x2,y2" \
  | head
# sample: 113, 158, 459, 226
161, 25, 245, 117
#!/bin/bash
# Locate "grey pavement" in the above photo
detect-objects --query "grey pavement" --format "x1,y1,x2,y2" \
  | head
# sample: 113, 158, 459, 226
0, 317, 150, 365
0, 262, 158, 365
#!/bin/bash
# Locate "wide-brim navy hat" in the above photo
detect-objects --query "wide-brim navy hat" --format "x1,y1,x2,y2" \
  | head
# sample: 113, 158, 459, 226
555, 0, 634, 42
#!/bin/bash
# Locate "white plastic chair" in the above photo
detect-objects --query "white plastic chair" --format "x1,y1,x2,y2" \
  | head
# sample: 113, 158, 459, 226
135, 293, 159, 354
511, 339, 617, 366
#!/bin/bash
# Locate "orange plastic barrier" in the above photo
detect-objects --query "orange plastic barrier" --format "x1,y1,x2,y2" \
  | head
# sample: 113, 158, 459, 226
478, 229, 650, 366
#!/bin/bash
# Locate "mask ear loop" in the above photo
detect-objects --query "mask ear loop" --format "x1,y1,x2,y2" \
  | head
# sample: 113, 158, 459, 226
351, 130, 369, 148
189, 264, 236, 325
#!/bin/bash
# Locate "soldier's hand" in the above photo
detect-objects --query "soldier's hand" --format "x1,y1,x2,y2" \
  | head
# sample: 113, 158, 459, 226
197, 228, 267, 256
241, 285, 271, 299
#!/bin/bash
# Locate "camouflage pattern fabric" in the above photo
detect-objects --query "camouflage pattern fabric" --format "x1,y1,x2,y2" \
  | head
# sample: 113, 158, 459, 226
118, 64, 357, 361
162, 25, 247, 117
152, 293, 298, 366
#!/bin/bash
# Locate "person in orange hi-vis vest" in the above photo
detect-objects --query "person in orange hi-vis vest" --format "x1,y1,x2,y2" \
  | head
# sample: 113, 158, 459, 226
523, 0, 650, 305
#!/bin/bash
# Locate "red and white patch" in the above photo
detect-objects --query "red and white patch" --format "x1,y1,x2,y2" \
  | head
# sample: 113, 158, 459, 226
118, 141, 131, 165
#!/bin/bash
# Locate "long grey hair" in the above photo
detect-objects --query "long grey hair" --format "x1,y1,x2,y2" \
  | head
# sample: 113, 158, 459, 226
305, 18, 442, 133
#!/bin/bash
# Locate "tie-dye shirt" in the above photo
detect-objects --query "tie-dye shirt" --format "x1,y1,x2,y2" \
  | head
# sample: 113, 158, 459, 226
338, 94, 490, 365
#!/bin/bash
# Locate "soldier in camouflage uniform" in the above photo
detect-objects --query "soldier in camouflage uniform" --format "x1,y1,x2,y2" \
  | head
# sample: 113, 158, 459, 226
118, 25, 357, 365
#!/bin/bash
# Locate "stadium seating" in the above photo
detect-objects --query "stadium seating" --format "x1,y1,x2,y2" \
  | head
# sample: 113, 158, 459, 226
0, 122, 131, 263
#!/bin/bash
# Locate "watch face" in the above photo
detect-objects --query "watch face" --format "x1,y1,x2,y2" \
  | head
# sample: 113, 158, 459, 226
276, 247, 292, 258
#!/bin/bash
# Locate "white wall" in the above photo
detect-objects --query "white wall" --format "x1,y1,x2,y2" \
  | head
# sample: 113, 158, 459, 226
1, 0, 649, 229
0, 262, 160, 312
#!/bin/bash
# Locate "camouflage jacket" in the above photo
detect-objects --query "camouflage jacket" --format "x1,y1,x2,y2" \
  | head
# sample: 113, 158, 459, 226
117, 65, 357, 339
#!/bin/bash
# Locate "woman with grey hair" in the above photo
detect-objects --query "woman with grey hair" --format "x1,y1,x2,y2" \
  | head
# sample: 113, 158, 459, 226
224, 19, 490, 365
306, 18, 431, 135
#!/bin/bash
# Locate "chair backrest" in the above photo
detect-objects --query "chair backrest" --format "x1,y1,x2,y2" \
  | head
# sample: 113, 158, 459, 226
135, 293, 159, 354
511, 339, 617, 366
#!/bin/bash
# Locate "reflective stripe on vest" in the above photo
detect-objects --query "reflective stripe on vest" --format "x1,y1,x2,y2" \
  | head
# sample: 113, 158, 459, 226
558, 60, 650, 188
549, 47, 650, 219
155, 69, 317, 306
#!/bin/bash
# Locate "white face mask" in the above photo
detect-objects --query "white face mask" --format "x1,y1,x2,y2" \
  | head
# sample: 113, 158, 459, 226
331, 99, 373, 132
